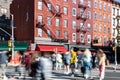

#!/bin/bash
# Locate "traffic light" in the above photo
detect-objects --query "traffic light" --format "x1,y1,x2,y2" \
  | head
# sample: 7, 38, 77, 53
8, 40, 12, 47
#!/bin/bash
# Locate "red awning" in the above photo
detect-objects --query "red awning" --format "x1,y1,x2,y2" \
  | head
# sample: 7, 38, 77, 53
36, 45, 67, 53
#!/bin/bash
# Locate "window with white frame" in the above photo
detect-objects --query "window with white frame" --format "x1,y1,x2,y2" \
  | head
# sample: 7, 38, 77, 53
64, 31, 68, 39
113, 8, 115, 15
47, 3, 52, 11
64, 0, 68, 2
80, 0, 84, 4
80, 34, 84, 42
72, 21, 76, 29
47, 30, 51, 38
80, 23, 83, 28
63, 7, 68, 15
117, 9, 119, 16
56, 30, 60, 38
87, 11, 91, 19
80, 10, 84, 16
0, 8, 7, 14
38, 28, 42, 37
108, 27, 110, 34
87, 1, 91, 7
47, 16, 52, 25
104, 36, 107, 44
73, 0, 76, 4
113, 18, 115, 26
99, 2, 102, 9
56, 18, 60, 26
72, 33, 76, 42
87, 23, 91, 31
38, 15, 42, 22
56, 5, 60, 12
99, 36, 102, 43
72, 8, 76, 16
64, 19, 68, 28
94, 0, 97, 8
104, 15, 106, 21
38, 1, 42, 10
94, 24, 98, 31
87, 35, 91, 43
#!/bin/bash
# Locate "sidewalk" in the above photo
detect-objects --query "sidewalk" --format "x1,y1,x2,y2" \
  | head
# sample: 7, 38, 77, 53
106, 64, 120, 70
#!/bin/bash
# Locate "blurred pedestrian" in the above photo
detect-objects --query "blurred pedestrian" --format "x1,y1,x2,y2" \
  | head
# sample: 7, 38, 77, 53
0, 51, 7, 77
82, 49, 92, 79
70, 48, 78, 77
92, 52, 98, 69
24, 53, 31, 70
34, 52, 52, 80
51, 52, 56, 70
63, 51, 71, 74
97, 49, 106, 80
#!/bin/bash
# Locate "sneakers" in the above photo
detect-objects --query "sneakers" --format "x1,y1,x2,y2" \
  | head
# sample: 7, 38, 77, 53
84, 74, 89, 79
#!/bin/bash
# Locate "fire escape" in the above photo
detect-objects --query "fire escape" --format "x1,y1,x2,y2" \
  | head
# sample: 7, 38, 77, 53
36, 0, 68, 42
76, 1, 89, 45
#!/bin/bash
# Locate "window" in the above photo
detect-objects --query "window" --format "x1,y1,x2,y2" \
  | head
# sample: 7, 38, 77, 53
99, 2, 102, 9
108, 15, 110, 22
63, 7, 68, 15
80, 10, 84, 16
64, 0, 68, 2
56, 5, 60, 13
104, 3, 106, 11
108, 27, 110, 34
80, 0, 84, 4
0, 8, 7, 14
64, 31, 68, 39
113, 18, 115, 26
72, 21, 76, 29
38, 15, 42, 22
117, 9, 119, 16
94, 12, 97, 20
72, 8, 76, 16
64, 19, 68, 28
47, 3, 52, 11
94, 24, 98, 31
47, 30, 52, 38
38, 1, 42, 10
104, 15, 106, 21
99, 14, 102, 21
56, 30, 60, 38
104, 26, 106, 33
99, 36, 102, 43
87, 23, 91, 31
94, 0, 97, 8
87, 1, 91, 7
87, 11, 91, 19
56, 18, 60, 26
80, 34, 84, 42
73, 0, 76, 4
87, 35, 91, 43
38, 28, 42, 37
113, 8, 115, 15
80, 23, 83, 28
72, 33, 76, 42
47, 16, 52, 25
108, 5, 110, 12
104, 37, 107, 44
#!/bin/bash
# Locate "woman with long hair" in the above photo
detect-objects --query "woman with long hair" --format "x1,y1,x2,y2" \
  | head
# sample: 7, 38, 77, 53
97, 49, 106, 80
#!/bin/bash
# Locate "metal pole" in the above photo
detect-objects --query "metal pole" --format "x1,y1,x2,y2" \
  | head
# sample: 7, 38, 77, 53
114, 46, 117, 71
11, 14, 14, 63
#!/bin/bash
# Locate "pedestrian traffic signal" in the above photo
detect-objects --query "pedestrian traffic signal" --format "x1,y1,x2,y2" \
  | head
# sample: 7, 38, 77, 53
8, 40, 12, 47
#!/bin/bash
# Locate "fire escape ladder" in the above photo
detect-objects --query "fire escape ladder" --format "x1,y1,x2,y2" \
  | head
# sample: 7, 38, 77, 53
43, 0, 62, 17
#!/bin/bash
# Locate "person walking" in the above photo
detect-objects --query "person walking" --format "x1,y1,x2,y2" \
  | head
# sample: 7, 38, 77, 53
82, 49, 92, 79
63, 51, 71, 74
97, 49, 106, 80
92, 52, 98, 69
70, 48, 78, 77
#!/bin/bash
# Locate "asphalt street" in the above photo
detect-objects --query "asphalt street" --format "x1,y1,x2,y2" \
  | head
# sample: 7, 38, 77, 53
0, 65, 120, 80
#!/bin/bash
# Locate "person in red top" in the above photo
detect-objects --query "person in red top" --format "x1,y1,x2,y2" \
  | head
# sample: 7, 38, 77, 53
24, 53, 31, 70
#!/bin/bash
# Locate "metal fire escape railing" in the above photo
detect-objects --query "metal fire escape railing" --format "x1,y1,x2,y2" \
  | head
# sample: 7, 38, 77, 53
36, 0, 67, 42
76, 1, 89, 44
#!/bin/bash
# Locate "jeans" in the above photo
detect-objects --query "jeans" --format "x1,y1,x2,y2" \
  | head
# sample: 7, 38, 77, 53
84, 61, 91, 75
